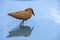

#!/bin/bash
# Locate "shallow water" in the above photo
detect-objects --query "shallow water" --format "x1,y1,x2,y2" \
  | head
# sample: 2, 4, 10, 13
0, 0, 60, 40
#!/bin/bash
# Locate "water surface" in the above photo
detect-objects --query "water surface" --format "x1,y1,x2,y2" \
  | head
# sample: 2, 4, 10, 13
0, 0, 60, 40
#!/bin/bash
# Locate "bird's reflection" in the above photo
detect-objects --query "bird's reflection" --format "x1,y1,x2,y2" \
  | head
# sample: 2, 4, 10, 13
7, 26, 34, 38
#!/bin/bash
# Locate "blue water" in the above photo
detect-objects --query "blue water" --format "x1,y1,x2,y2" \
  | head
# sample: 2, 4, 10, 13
0, 0, 60, 40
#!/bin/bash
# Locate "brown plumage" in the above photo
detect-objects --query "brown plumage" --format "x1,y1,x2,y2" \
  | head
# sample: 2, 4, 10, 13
8, 8, 35, 26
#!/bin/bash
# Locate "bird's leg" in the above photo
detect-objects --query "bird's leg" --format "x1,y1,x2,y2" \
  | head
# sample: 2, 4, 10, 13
20, 21, 23, 26
20, 20, 24, 26
22, 20, 24, 26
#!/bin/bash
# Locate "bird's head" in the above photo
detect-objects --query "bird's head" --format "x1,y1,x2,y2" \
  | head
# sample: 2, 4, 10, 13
25, 8, 35, 16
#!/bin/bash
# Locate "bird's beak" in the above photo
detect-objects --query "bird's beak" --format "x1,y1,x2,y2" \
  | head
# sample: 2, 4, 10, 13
32, 10, 35, 16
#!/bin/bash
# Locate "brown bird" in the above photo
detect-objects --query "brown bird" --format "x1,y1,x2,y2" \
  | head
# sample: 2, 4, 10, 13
8, 8, 35, 26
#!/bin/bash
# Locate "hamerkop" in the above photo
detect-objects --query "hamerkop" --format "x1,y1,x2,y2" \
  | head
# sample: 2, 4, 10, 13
8, 8, 35, 26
